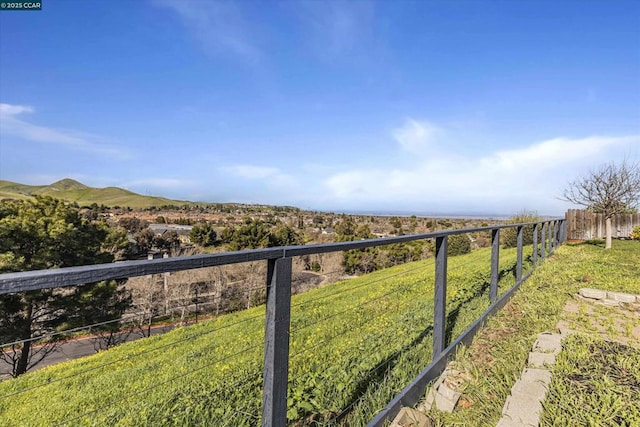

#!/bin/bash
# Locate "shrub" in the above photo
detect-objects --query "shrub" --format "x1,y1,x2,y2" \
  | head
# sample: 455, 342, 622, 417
448, 234, 471, 256
502, 211, 541, 248
631, 225, 640, 240
343, 248, 379, 275
190, 223, 217, 247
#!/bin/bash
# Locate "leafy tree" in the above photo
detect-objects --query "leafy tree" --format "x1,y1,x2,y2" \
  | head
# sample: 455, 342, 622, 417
154, 230, 180, 251
0, 196, 132, 376
221, 219, 301, 250
381, 242, 423, 267
562, 160, 640, 248
355, 224, 373, 240
190, 223, 217, 247
222, 220, 271, 250
447, 234, 471, 256
101, 226, 134, 261
270, 223, 302, 247
343, 248, 379, 275
134, 228, 156, 253
118, 217, 149, 234
173, 217, 193, 226
335, 217, 357, 242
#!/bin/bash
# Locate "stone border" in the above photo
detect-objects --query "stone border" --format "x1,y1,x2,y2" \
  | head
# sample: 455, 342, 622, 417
392, 288, 639, 427
497, 287, 639, 426
390, 363, 464, 426
579, 288, 639, 305
496, 332, 564, 427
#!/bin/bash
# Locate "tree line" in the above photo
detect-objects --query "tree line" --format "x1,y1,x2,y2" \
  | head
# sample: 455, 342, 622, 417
0, 197, 131, 377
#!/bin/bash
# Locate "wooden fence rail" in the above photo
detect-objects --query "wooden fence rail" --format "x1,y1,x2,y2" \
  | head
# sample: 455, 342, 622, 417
565, 209, 640, 241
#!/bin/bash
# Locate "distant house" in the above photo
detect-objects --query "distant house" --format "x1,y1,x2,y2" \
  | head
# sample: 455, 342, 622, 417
321, 227, 335, 235
148, 223, 193, 244
149, 224, 193, 236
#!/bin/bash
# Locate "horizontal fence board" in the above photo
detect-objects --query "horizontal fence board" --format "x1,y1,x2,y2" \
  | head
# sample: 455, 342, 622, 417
0, 248, 285, 294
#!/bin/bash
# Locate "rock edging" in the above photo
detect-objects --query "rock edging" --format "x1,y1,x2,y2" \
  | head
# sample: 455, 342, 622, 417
496, 332, 564, 427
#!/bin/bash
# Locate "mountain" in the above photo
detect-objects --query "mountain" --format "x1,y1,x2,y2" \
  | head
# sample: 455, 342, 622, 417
0, 179, 192, 209
48, 178, 89, 191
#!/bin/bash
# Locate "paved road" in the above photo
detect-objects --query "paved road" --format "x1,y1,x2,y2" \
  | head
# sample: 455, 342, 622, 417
1, 323, 178, 379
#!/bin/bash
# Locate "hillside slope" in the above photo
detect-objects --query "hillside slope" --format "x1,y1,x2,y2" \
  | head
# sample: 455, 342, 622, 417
0, 179, 191, 209
0, 247, 528, 426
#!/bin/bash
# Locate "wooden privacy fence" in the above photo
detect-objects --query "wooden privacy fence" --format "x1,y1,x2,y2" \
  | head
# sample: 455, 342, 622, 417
0, 219, 566, 426
565, 209, 640, 241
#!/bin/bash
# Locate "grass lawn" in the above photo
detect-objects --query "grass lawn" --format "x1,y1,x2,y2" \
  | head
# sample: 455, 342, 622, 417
0, 246, 525, 427
541, 334, 640, 426
426, 239, 640, 427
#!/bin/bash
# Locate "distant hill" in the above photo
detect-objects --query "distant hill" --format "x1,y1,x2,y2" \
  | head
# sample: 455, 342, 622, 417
0, 178, 193, 209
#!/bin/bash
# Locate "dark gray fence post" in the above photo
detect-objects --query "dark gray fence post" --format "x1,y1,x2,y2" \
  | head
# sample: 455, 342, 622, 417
433, 236, 448, 358
532, 223, 539, 264
516, 226, 523, 282
548, 221, 553, 255
557, 221, 563, 246
262, 257, 292, 427
490, 229, 499, 302
541, 223, 547, 260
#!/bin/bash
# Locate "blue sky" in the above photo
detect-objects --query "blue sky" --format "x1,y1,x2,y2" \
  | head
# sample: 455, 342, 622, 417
0, 0, 638, 216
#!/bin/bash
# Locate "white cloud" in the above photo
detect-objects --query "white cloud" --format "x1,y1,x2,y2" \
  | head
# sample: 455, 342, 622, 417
392, 118, 440, 153
323, 134, 640, 214
0, 104, 34, 115
0, 103, 130, 159
488, 136, 629, 172
155, 0, 261, 63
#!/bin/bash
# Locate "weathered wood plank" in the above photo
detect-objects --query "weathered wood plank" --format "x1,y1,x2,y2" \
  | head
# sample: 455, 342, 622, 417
565, 209, 640, 240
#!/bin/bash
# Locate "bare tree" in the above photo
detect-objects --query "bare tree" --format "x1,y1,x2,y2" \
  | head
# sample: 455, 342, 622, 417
562, 160, 640, 248
129, 275, 163, 337
1, 337, 60, 379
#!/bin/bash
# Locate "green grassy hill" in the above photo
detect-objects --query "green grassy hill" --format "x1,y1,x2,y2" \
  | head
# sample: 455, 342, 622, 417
0, 247, 529, 426
0, 179, 191, 209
